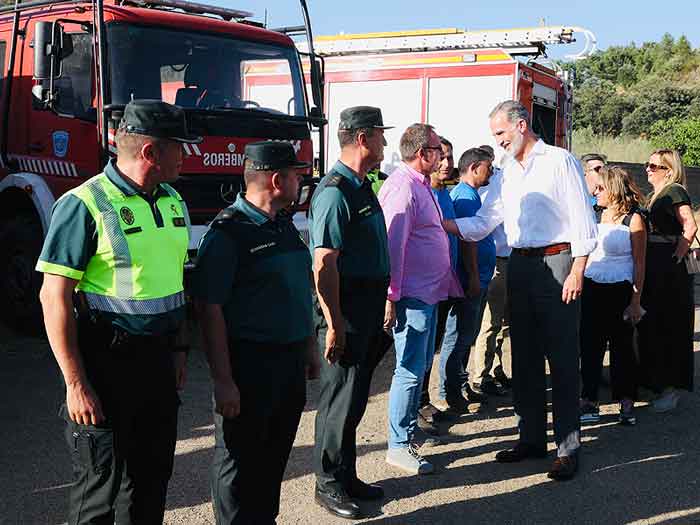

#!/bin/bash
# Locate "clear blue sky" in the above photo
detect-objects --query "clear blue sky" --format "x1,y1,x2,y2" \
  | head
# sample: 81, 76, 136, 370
217, 0, 699, 60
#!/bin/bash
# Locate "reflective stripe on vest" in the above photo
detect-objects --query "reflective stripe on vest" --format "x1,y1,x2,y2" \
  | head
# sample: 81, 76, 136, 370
84, 291, 186, 314
84, 176, 134, 297
68, 173, 189, 312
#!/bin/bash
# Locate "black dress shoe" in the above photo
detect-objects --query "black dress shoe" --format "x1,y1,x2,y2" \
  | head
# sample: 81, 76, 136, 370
547, 454, 579, 481
479, 381, 506, 396
315, 486, 361, 519
495, 373, 512, 389
495, 443, 548, 463
463, 383, 488, 402
444, 395, 471, 415
347, 478, 384, 500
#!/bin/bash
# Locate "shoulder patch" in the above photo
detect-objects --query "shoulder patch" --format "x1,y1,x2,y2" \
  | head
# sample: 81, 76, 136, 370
325, 174, 344, 187
214, 207, 236, 222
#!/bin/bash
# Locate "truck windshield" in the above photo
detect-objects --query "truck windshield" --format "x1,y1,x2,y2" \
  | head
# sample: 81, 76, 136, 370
107, 23, 306, 117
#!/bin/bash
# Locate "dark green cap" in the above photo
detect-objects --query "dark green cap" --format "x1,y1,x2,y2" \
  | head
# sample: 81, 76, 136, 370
338, 106, 393, 131
120, 99, 203, 144
244, 141, 311, 171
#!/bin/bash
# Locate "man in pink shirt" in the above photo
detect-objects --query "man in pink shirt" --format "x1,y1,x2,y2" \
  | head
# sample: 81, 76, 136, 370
378, 124, 462, 475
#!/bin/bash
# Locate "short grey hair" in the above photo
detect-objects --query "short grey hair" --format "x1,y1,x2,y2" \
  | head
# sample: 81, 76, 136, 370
338, 127, 376, 149
489, 100, 531, 125
399, 123, 435, 161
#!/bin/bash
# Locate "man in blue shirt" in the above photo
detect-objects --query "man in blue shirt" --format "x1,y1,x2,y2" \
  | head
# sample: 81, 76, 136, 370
438, 147, 496, 411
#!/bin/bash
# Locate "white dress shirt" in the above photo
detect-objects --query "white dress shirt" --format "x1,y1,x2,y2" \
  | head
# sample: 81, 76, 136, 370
456, 139, 597, 258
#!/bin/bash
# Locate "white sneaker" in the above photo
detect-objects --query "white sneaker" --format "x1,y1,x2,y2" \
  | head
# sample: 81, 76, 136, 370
652, 388, 679, 413
386, 444, 434, 475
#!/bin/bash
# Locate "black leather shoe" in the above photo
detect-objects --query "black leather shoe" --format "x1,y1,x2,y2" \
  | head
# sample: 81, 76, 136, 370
315, 486, 361, 519
495, 372, 512, 389
444, 395, 471, 415
547, 454, 579, 481
463, 383, 488, 402
347, 478, 384, 500
495, 443, 548, 463
479, 381, 506, 396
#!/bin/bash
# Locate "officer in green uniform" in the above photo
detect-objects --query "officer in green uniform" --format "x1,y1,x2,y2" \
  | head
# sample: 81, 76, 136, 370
36, 100, 201, 524
191, 141, 320, 524
311, 106, 392, 520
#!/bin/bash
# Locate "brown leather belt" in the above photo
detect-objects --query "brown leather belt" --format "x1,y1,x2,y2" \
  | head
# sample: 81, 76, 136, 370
512, 242, 571, 257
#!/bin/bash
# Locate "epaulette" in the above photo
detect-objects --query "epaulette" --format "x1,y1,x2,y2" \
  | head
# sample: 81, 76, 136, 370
213, 207, 235, 222
325, 174, 344, 187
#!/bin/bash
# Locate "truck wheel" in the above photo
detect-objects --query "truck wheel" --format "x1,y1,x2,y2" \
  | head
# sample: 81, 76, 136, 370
0, 215, 44, 334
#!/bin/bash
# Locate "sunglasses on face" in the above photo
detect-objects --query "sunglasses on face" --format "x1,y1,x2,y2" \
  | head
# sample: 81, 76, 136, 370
645, 162, 669, 172
586, 165, 604, 173
422, 145, 444, 159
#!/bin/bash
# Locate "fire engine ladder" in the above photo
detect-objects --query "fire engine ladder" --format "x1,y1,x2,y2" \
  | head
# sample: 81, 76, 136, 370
298, 26, 597, 61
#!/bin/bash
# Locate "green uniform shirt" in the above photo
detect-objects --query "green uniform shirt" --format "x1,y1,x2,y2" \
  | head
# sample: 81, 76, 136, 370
37, 160, 188, 335
191, 194, 313, 344
309, 161, 390, 279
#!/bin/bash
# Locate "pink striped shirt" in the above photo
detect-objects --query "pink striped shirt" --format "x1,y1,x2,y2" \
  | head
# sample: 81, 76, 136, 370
378, 163, 463, 305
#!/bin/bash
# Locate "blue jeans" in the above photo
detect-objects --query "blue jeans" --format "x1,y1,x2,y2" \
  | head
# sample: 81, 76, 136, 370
438, 287, 488, 400
388, 297, 438, 449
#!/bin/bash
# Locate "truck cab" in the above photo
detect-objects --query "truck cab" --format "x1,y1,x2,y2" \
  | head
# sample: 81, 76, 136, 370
0, 0, 324, 330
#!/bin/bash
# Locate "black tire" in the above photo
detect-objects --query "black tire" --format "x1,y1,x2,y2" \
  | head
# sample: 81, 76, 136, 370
0, 215, 44, 334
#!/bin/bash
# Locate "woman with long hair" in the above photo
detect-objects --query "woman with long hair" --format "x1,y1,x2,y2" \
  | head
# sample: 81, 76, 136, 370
637, 149, 697, 412
579, 166, 647, 425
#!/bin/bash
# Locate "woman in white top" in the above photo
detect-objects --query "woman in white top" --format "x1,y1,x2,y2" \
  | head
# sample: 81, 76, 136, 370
579, 166, 647, 425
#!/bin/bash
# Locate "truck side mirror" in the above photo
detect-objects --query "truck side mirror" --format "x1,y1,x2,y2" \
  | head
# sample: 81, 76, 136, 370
33, 21, 73, 110
309, 59, 323, 108
308, 106, 326, 128
34, 21, 64, 80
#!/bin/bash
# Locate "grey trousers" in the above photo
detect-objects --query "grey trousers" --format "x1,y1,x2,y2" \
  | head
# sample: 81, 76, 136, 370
508, 250, 581, 457
472, 256, 509, 383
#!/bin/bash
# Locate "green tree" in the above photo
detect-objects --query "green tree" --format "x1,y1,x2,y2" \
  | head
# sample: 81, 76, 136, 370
573, 78, 634, 135
621, 84, 697, 136
650, 117, 700, 166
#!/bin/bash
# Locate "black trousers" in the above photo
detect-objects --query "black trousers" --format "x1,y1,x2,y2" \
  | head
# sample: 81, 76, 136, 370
314, 281, 386, 491
508, 251, 581, 457
580, 278, 637, 402
211, 340, 306, 525
65, 322, 179, 525
638, 242, 695, 392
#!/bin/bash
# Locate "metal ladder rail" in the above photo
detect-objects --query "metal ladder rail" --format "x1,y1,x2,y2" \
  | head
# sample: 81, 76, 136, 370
298, 26, 597, 60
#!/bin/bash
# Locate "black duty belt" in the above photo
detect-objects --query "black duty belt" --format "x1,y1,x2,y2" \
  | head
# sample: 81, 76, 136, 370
340, 276, 390, 291
229, 339, 306, 352
78, 317, 175, 353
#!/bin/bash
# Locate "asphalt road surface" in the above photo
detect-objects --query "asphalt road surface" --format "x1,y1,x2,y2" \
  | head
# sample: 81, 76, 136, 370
2, 312, 700, 525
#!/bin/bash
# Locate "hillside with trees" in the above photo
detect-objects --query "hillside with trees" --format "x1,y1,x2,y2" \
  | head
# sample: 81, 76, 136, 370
563, 34, 700, 166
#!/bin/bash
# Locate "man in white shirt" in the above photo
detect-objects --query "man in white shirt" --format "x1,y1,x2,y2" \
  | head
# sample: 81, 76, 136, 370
443, 100, 597, 481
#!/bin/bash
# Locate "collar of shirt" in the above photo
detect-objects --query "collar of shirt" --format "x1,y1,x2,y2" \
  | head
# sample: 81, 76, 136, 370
232, 193, 273, 226
332, 161, 365, 189
105, 159, 169, 200
401, 162, 431, 187
504, 139, 546, 173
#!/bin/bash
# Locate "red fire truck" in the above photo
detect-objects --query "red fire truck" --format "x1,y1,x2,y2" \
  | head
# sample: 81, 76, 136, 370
0, 0, 325, 329
295, 26, 596, 171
